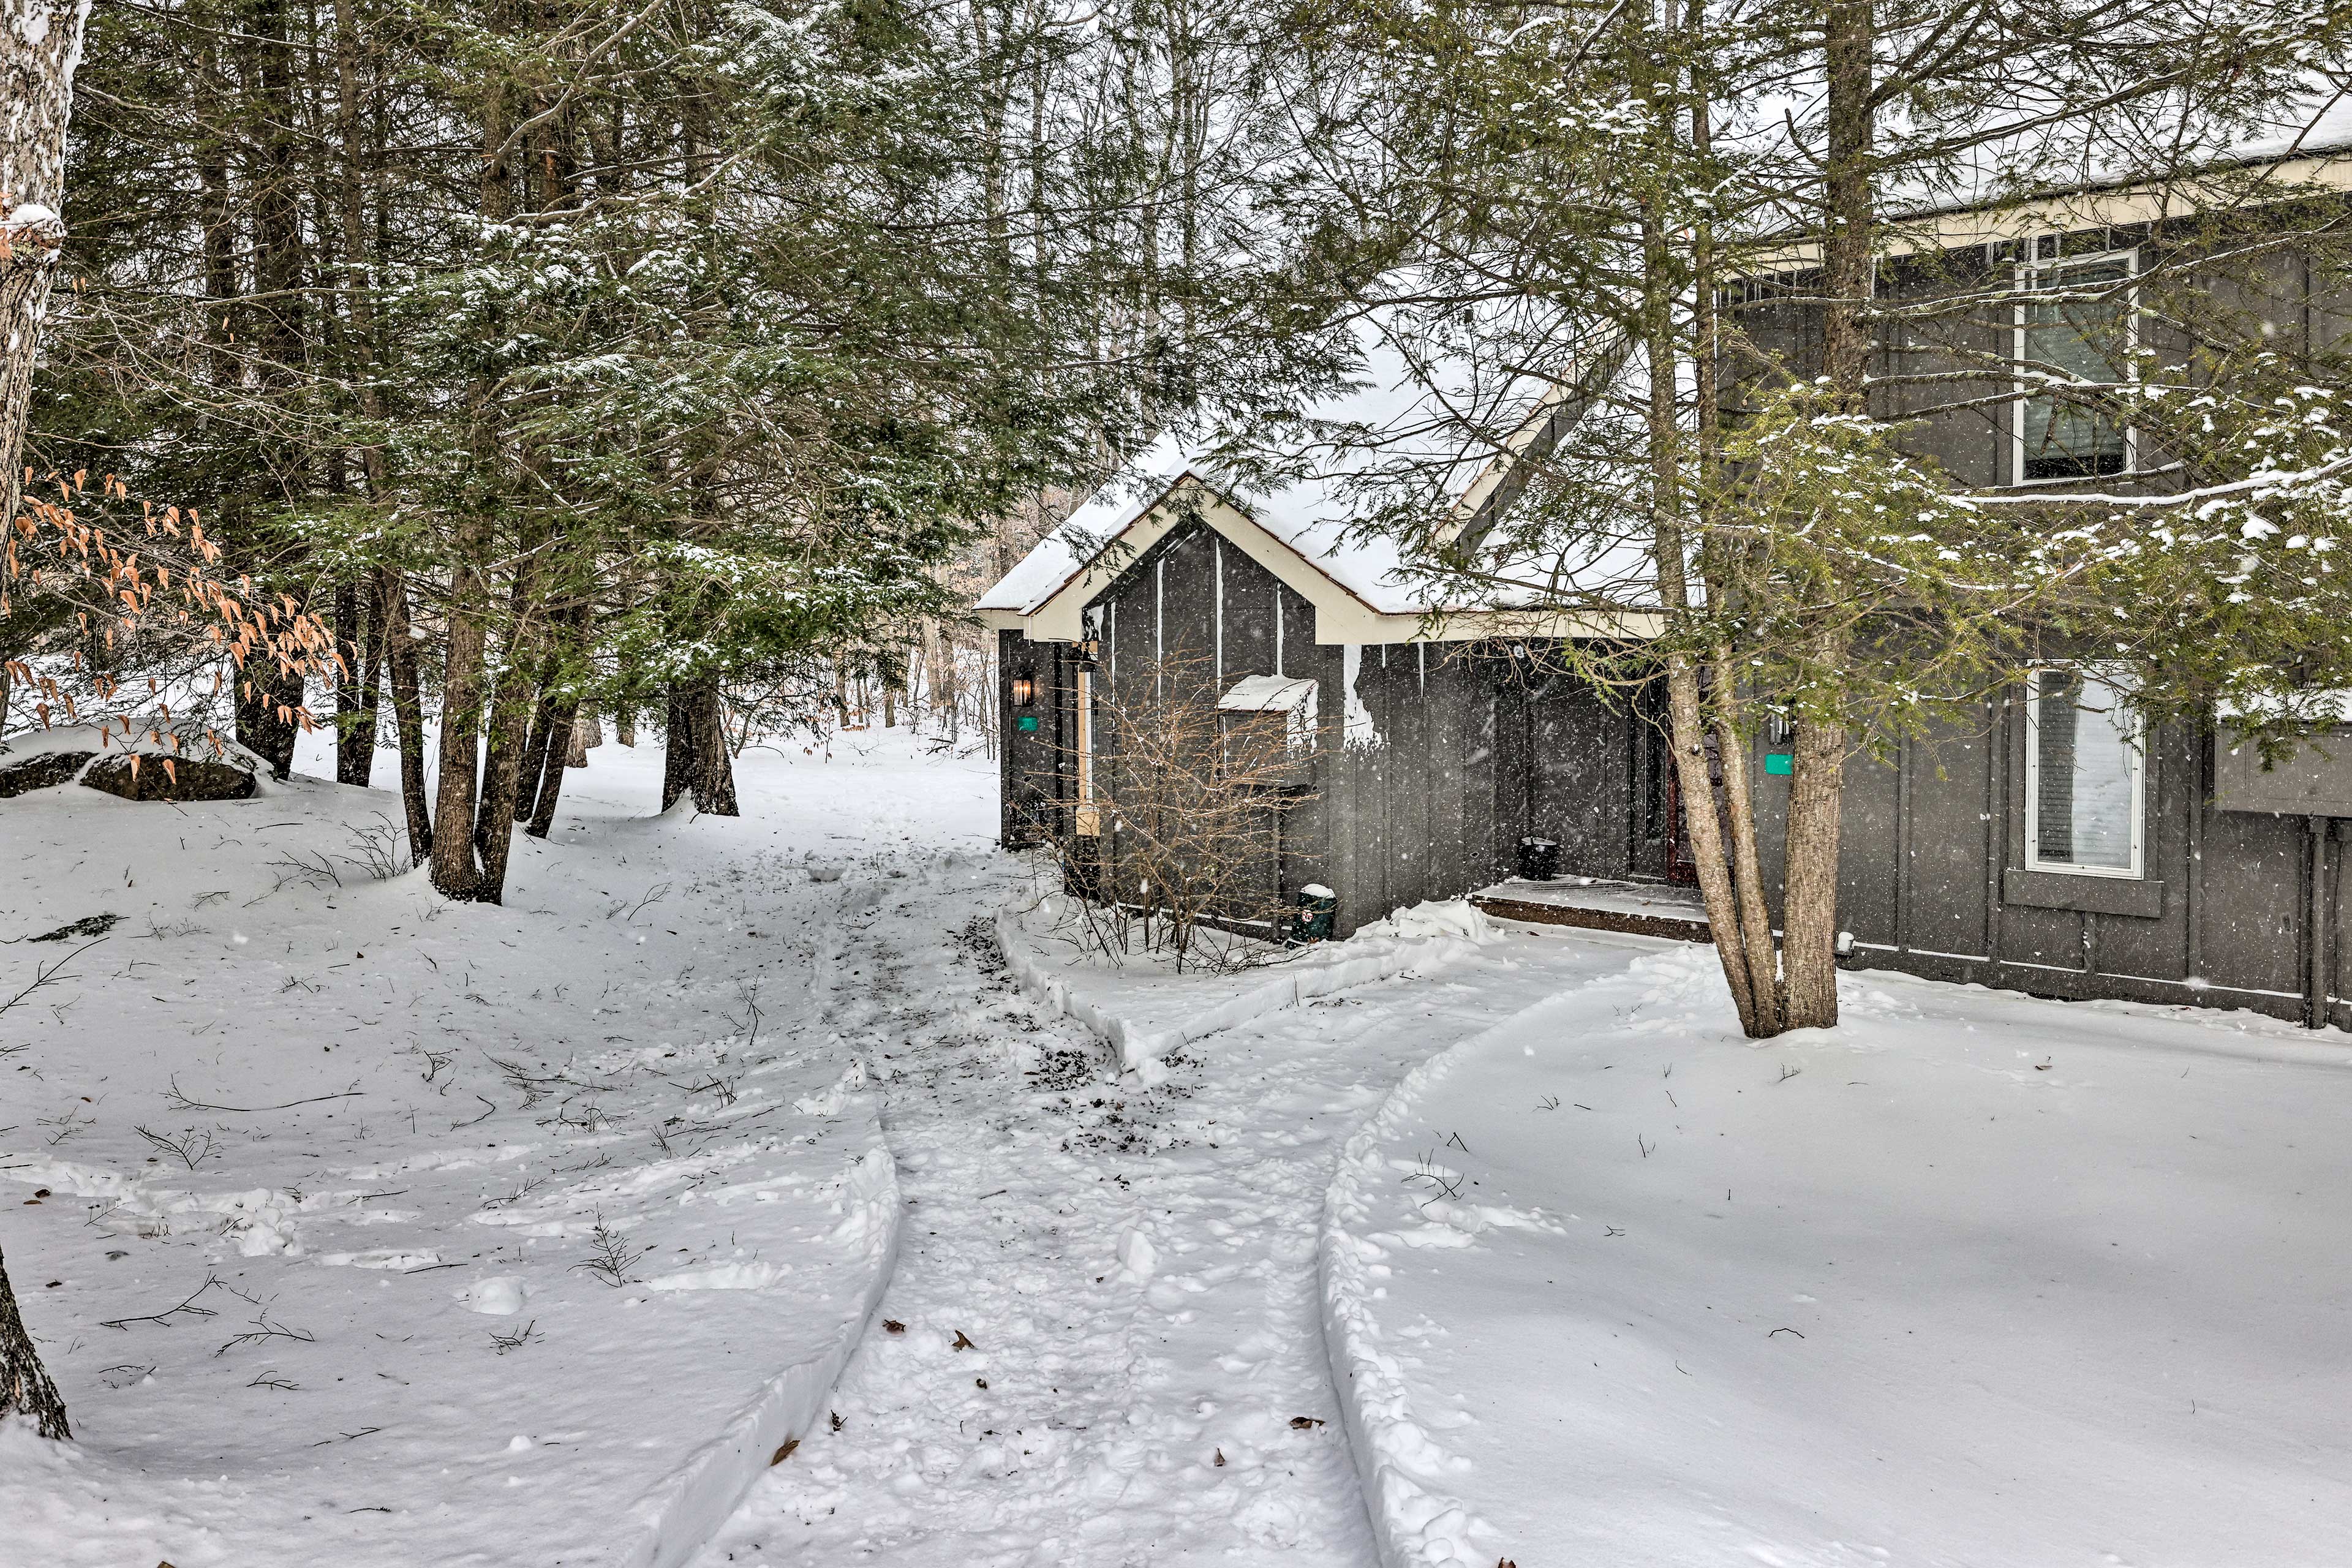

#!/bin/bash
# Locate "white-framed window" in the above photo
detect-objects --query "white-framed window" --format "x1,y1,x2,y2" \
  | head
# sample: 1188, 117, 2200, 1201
2013, 239, 2136, 485
2025, 666, 2144, 878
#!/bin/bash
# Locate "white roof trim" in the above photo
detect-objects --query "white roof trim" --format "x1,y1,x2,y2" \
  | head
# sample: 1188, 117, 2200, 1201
1752, 146, 2352, 269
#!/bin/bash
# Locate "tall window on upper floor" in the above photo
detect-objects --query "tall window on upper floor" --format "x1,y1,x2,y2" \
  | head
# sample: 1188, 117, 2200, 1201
2026, 666, 2144, 878
2015, 243, 2135, 483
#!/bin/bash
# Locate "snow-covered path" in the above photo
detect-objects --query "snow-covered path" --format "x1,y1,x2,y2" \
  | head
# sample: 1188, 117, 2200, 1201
692, 858, 1644, 1568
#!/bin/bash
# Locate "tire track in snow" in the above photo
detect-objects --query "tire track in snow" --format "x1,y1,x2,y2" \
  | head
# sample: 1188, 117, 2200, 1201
690, 861, 1637, 1568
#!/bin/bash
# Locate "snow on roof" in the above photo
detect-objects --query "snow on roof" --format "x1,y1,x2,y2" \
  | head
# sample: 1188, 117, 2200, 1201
1871, 86, 2352, 222
978, 322, 1547, 622
1216, 674, 1319, 712
986, 108, 2349, 630
974, 436, 1194, 614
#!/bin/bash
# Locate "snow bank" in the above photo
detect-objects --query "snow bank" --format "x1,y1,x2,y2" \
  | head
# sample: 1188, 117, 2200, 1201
995, 896, 1500, 1079
0, 731, 990, 1568
1319, 974, 1622, 1568
619, 1146, 900, 1568
1324, 943, 2352, 1567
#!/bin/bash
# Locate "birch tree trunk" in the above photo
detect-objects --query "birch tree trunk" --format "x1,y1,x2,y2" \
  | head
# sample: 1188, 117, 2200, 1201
0, 0, 94, 536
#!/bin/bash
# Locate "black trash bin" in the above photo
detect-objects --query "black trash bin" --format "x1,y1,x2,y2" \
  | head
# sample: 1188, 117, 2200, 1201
1291, 883, 1338, 944
1517, 836, 1561, 881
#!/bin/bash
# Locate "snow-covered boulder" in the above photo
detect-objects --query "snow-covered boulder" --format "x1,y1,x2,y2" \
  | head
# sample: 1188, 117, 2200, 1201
0, 748, 93, 796
81, 752, 257, 801
0, 722, 266, 802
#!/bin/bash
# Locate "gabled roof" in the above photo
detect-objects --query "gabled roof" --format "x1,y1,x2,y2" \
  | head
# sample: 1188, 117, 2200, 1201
978, 331, 1655, 645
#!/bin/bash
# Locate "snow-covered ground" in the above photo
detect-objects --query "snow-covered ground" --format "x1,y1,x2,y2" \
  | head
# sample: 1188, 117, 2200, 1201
13, 717, 2352, 1568
0, 726, 986, 1567
688, 889, 1646, 1567
1326, 945, 2352, 1568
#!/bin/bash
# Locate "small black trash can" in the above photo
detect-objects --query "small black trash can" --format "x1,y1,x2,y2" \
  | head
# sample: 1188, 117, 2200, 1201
1517, 836, 1561, 881
1291, 883, 1338, 944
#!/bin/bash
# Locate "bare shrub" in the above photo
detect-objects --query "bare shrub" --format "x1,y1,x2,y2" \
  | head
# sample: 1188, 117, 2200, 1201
1034, 651, 1319, 972
341, 813, 408, 880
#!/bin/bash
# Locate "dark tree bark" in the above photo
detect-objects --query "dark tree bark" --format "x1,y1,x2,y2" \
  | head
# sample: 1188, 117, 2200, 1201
352, 581, 386, 780
236, 660, 304, 779
0, 1240, 69, 1441
663, 690, 691, 809
525, 696, 580, 838
333, 578, 375, 784
429, 43, 517, 900
380, 568, 432, 862
513, 673, 561, 823
663, 682, 738, 814
470, 662, 539, 902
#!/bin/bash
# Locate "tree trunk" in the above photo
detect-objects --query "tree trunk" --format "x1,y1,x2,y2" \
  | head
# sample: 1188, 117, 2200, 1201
664, 681, 738, 815
0, 0, 91, 541
1777, 0, 1879, 1031
469, 649, 540, 903
513, 673, 561, 823
1687, 80, 1782, 1031
236, 659, 304, 779
615, 706, 635, 747
429, 510, 494, 898
1632, 62, 1779, 1038
567, 706, 595, 766
333, 0, 386, 798
0, 1241, 68, 1440
380, 568, 431, 862
432, 37, 518, 899
526, 696, 579, 838
467, 519, 555, 902
334, 578, 374, 784
1781, 652, 1849, 1029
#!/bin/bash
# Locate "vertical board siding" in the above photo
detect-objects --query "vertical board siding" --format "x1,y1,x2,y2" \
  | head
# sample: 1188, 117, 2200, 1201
2097, 722, 2196, 981
1428, 654, 1470, 897
1840, 750, 1901, 947
1322, 643, 1358, 928
1362, 648, 1393, 918
2199, 807, 2307, 997
1904, 723, 1995, 957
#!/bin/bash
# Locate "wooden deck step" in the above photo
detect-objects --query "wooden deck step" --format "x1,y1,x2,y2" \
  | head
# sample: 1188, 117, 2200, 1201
1469, 876, 1713, 944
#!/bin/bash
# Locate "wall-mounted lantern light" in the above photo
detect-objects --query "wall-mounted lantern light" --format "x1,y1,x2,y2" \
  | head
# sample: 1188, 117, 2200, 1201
1011, 673, 1036, 707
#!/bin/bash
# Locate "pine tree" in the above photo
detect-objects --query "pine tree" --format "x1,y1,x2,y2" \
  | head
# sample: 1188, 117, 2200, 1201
1278, 0, 2352, 1035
